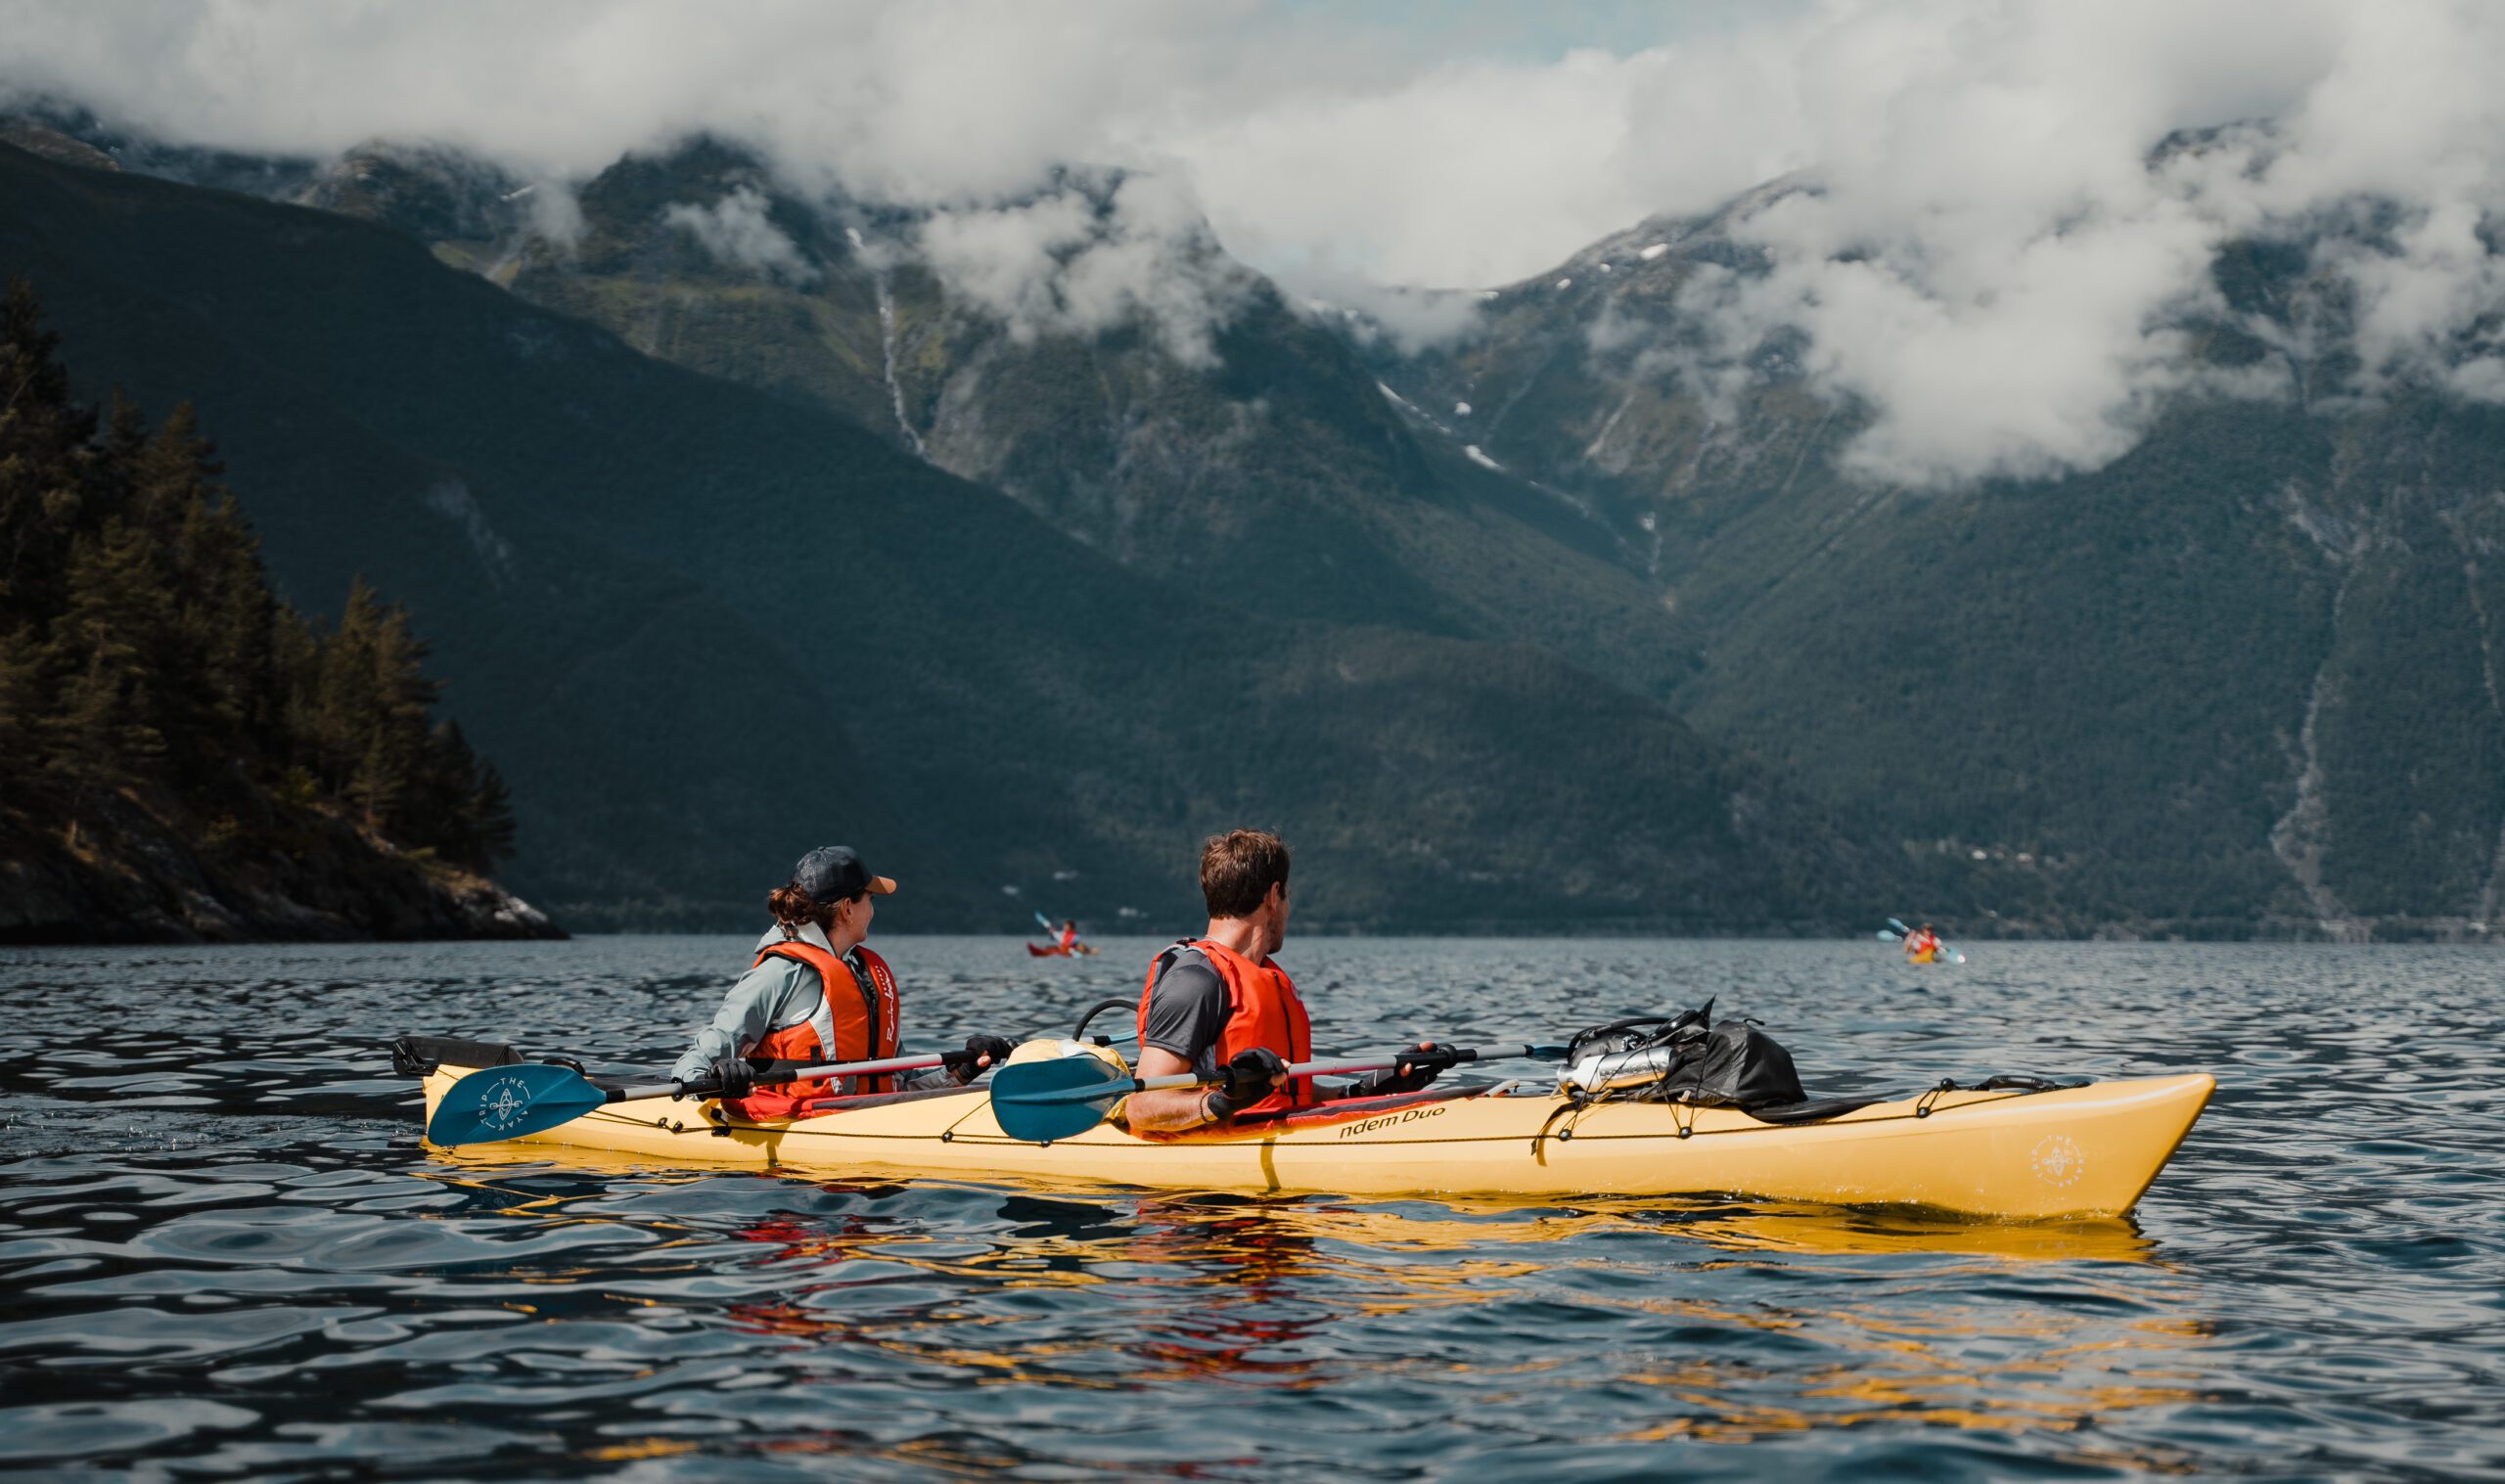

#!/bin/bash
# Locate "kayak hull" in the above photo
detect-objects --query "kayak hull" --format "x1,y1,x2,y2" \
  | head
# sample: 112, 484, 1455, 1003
420, 1066, 2212, 1220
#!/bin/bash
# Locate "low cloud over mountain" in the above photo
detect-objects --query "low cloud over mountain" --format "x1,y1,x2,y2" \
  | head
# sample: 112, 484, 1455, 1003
6, 0, 2505, 488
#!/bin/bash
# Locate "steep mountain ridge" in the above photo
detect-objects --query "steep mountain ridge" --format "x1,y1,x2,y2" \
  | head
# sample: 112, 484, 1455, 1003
60, 123, 1705, 702
0, 141, 1901, 933
1370, 179, 2505, 935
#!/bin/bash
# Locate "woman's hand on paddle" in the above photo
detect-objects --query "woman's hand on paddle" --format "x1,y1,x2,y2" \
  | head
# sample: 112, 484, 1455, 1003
676, 1055, 752, 1101
947, 1034, 1017, 1083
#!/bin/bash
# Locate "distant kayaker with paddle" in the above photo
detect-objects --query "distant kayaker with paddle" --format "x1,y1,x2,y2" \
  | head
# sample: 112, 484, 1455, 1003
669, 846, 1014, 1117
1903, 922, 1942, 964
1125, 830, 1447, 1134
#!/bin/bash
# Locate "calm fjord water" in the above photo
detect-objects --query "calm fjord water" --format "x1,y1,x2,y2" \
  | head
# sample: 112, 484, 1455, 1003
0, 936, 2499, 1481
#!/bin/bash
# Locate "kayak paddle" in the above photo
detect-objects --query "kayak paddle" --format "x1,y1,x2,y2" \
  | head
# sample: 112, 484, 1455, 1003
989, 1043, 1567, 1144
426, 1050, 965, 1147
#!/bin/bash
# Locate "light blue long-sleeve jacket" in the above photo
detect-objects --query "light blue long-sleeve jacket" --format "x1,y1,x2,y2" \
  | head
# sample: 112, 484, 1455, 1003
670, 922, 954, 1092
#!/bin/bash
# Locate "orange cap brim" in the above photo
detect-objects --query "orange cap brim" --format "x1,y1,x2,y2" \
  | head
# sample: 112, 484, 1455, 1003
867, 876, 897, 895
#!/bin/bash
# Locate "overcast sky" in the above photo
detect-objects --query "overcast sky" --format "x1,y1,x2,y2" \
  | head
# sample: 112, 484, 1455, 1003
5, 0, 2502, 485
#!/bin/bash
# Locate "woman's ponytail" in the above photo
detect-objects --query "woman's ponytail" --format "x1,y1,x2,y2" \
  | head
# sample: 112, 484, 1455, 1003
768, 883, 831, 930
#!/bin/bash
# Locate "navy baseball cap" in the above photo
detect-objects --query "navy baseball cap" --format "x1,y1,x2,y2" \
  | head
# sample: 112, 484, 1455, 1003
793, 846, 896, 905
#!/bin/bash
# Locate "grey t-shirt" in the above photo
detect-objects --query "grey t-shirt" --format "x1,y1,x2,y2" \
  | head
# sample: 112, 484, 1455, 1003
1139, 947, 1231, 1079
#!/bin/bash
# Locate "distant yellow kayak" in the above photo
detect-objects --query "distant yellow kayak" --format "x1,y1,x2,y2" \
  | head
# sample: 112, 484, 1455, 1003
419, 1057, 2211, 1220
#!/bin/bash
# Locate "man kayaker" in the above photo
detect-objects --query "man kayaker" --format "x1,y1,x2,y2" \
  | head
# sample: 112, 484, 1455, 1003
1056, 920, 1085, 955
1904, 922, 1941, 963
670, 846, 1014, 1116
1125, 829, 1447, 1134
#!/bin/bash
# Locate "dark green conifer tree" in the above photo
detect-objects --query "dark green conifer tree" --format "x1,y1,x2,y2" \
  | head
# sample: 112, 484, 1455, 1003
0, 280, 97, 623
0, 279, 524, 883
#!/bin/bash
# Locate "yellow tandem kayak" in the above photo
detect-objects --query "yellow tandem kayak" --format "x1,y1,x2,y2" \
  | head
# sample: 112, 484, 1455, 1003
419, 1059, 2212, 1221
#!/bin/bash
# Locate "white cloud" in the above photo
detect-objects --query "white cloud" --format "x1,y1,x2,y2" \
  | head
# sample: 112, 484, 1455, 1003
1588, 0, 2505, 485
521, 179, 585, 253
663, 186, 816, 284
915, 173, 1250, 365
6, 0, 2505, 484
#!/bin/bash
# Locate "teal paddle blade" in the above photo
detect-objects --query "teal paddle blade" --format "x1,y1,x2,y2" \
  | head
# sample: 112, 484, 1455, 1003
989, 1056, 1137, 1143
427, 1062, 605, 1147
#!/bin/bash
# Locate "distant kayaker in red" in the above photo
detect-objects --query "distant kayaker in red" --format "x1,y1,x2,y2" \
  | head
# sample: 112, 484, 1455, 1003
1903, 923, 1942, 964
669, 846, 1012, 1115
1125, 829, 1446, 1134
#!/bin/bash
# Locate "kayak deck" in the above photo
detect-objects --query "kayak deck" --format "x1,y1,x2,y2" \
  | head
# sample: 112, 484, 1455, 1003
420, 1065, 2212, 1219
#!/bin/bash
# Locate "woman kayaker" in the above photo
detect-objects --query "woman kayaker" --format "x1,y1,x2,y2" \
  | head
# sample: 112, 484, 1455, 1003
669, 846, 1013, 1116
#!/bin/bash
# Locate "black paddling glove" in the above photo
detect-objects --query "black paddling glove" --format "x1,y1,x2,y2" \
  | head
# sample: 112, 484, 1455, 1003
948, 1034, 1017, 1083
680, 1055, 752, 1101
1349, 1044, 1460, 1098
1207, 1047, 1288, 1116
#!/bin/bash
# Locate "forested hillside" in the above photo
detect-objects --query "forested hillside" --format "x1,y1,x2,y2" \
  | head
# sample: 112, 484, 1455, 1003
0, 283, 551, 942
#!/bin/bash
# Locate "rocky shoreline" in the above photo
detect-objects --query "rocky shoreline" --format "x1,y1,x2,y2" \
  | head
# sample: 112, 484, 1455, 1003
0, 790, 562, 945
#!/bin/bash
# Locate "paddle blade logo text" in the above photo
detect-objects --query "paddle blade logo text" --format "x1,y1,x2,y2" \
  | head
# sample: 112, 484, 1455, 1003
477, 1071, 533, 1134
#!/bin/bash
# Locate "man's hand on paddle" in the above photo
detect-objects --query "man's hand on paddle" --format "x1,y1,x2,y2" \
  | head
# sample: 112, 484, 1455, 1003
1206, 1046, 1289, 1117
1348, 1041, 1453, 1098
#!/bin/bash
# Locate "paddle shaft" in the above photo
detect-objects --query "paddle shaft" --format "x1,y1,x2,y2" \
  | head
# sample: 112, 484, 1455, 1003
1018, 1043, 1559, 1107
640, 1051, 955, 1103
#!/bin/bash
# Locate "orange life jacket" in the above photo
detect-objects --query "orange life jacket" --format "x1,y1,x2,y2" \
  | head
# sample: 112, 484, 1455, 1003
1906, 930, 1939, 958
1058, 924, 1077, 950
1137, 938, 1315, 1116
745, 937, 901, 1114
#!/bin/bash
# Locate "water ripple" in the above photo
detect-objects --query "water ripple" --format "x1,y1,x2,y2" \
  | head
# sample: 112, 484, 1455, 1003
2, 936, 2502, 1479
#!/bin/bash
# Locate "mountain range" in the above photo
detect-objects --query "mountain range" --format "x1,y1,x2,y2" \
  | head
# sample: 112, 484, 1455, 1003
7, 106, 2492, 937
0, 125, 1909, 934
1368, 185, 2505, 937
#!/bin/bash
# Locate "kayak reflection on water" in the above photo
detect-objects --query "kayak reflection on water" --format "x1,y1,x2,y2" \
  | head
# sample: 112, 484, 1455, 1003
415, 1145, 2208, 1465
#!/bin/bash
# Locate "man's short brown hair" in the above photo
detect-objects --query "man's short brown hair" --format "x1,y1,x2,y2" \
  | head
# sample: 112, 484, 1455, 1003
1201, 830, 1290, 919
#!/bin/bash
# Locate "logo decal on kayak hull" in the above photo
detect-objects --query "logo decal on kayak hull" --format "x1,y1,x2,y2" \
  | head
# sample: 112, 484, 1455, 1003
2031, 1133, 2085, 1189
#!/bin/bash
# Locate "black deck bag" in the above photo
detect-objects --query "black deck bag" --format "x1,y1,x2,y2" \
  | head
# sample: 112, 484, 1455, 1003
1561, 1002, 1868, 1121
1659, 1017, 1807, 1109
